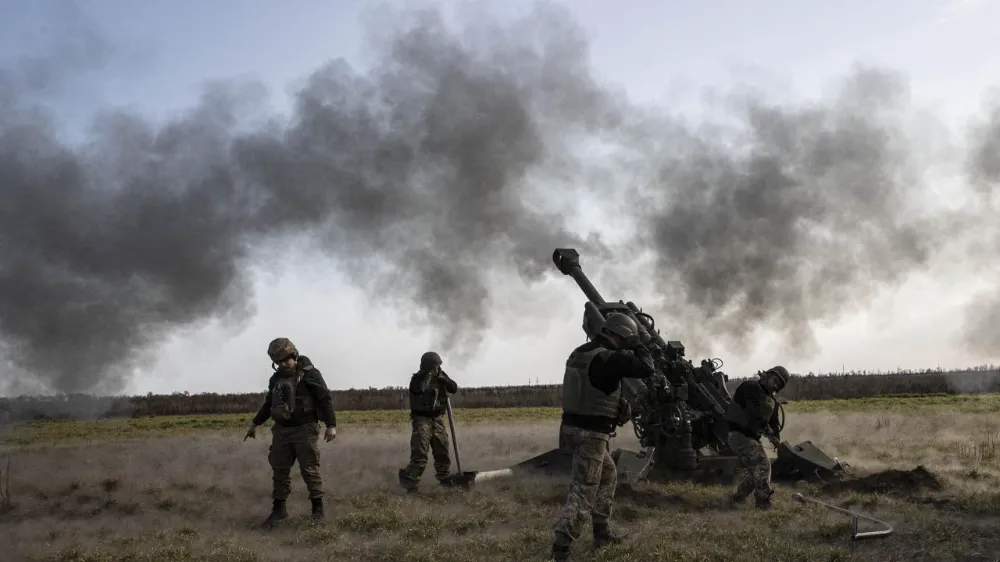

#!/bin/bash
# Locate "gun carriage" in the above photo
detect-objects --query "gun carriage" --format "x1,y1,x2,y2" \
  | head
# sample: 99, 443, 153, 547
461, 249, 846, 489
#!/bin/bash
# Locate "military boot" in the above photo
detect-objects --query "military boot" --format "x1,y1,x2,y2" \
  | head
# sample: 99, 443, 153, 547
593, 521, 627, 548
261, 499, 287, 529
311, 498, 324, 520
730, 490, 750, 506
550, 544, 575, 562
398, 468, 417, 494
754, 493, 773, 510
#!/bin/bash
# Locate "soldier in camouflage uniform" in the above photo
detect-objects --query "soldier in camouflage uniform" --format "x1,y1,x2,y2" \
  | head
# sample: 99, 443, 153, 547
724, 365, 789, 509
551, 312, 656, 562
244, 337, 338, 528
398, 351, 459, 493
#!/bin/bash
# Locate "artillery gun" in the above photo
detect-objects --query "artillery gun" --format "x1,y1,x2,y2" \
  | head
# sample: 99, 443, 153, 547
466, 248, 847, 488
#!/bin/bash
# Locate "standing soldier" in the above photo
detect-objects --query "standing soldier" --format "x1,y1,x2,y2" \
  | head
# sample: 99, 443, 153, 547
550, 312, 656, 562
244, 337, 338, 529
723, 366, 789, 510
398, 351, 458, 493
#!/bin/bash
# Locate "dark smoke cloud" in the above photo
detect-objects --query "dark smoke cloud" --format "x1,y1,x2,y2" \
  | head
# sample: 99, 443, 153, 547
635, 66, 963, 357
966, 94, 1000, 189
1, 1, 996, 396
0, 3, 615, 394
958, 94, 1000, 356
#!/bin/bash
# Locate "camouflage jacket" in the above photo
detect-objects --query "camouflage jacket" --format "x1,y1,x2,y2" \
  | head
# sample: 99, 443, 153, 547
252, 355, 337, 428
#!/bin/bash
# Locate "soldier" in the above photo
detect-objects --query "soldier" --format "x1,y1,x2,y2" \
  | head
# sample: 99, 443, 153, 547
723, 365, 789, 510
398, 351, 459, 493
551, 312, 656, 562
244, 337, 338, 528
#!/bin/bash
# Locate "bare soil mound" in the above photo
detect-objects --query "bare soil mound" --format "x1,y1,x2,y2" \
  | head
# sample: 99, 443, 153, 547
821, 465, 944, 496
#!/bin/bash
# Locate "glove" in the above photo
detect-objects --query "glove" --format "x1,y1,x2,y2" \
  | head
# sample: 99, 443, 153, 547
616, 398, 631, 427
634, 346, 654, 371
767, 434, 780, 449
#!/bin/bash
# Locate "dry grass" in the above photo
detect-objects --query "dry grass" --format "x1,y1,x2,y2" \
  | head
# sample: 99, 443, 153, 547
3, 407, 1000, 561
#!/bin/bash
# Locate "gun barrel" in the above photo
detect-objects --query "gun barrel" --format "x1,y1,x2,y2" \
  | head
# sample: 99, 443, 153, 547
552, 248, 606, 305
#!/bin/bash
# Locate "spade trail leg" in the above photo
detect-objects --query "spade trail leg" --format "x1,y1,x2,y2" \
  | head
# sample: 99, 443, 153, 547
792, 493, 893, 542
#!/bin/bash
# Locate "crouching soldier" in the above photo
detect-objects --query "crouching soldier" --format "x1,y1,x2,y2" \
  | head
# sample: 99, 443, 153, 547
398, 351, 458, 493
724, 365, 789, 509
244, 337, 338, 528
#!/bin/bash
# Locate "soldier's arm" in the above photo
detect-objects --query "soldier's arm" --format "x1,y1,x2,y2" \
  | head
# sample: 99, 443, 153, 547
305, 370, 337, 428
251, 379, 275, 426
766, 402, 781, 434
439, 370, 458, 394
743, 385, 767, 435
409, 374, 426, 394
587, 351, 653, 394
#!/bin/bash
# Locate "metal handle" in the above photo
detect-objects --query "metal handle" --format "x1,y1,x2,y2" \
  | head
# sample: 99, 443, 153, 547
792, 493, 893, 540
445, 396, 462, 474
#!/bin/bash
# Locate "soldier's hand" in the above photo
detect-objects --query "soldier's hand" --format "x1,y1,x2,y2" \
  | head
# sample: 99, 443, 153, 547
324, 426, 337, 442
616, 398, 632, 426
634, 346, 654, 370
244, 423, 256, 441
768, 435, 780, 449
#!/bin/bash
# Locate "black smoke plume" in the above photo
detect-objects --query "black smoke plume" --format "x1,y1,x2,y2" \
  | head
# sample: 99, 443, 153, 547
634, 66, 964, 357
0, 1, 995, 395
0, 3, 614, 394
958, 94, 1000, 356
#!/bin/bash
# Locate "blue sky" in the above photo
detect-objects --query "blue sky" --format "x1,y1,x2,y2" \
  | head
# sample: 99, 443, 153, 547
7, 0, 997, 132
1, 0, 998, 396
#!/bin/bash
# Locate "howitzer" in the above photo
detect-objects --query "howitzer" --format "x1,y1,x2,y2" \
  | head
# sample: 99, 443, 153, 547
465, 248, 848, 488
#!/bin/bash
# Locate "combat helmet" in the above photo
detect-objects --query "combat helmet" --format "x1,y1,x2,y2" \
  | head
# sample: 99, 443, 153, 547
267, 337, 298, 363
766, 366, 790, 388
600, 313, 640, 347
420, 351, 443, 370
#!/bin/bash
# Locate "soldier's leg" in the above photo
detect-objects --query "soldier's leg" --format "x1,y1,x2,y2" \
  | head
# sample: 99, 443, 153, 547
263, 426, 295, 527
746, 444, 774, 506
401, 417, 432, 490
553, 430, 604, 553
268, 426, 296, 501
591, 438, 624, 547
292, 423, 324, 498
727, 432, 764, 503
430, 416, 451, 482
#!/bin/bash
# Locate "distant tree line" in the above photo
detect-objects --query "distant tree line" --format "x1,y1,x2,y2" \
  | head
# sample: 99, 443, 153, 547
0, 364, 997, 424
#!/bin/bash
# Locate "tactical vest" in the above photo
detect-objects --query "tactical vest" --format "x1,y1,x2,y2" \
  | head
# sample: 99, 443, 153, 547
270, 369, 317, 425
409, 373, 442, 413
562, 346, 621, 420
725, 381, 774, 431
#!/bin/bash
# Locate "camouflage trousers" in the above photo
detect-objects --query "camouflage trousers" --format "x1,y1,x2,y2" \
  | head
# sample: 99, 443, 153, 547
269, 421, 323, 500
400, 415, 451, 489
553, 425, 617, 548
728, 430, 772, 501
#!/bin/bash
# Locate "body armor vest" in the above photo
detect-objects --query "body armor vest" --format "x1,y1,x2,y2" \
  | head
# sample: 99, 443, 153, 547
270, 368, 316, 425
409, 373, 444, 414
725, 381, 774, 431
562, 346, 621, 420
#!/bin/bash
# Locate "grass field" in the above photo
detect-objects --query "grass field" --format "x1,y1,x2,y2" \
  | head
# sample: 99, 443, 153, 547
3, 395, 1000, 561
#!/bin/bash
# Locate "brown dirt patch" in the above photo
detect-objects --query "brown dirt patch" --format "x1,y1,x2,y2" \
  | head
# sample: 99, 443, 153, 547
821, 465, 945, 496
